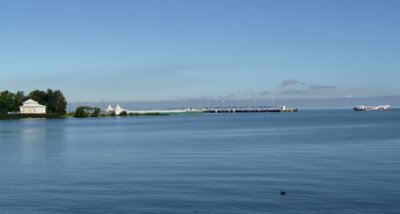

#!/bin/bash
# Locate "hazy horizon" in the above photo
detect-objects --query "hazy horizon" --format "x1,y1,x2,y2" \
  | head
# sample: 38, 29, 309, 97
66, 95, 400, 111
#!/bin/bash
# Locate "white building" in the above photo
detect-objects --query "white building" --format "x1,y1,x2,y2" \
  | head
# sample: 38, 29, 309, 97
115, 104, 125, 115
102, 104, 126, 116
20, 99, 46, 114
105, 104, 115, 114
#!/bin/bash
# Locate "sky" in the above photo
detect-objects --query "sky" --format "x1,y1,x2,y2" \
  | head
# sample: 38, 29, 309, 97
1, 0, 400, 103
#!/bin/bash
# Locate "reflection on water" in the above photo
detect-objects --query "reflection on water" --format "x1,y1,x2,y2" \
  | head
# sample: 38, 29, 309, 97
1, 119, 66, 164
1, 110, 400, 213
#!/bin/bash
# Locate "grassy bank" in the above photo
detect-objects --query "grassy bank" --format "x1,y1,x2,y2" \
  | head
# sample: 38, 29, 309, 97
0, 113, 66, 120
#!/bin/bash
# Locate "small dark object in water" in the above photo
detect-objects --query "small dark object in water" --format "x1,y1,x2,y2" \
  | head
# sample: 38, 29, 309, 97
280, 191, 287, 196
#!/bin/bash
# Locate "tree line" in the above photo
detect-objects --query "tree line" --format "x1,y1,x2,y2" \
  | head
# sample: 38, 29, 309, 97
0, 89, 67, 115
74, 106, 101, 117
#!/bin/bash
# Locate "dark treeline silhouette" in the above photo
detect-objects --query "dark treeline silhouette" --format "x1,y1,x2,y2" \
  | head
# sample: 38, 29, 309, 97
0, 90, 24, 113
74, 106, 101, 118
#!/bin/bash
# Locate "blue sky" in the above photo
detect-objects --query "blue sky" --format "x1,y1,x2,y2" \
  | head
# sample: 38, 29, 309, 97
1, 0, 399, 102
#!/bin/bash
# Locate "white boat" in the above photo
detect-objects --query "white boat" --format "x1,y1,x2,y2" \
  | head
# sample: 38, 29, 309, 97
353, 105, 391, 111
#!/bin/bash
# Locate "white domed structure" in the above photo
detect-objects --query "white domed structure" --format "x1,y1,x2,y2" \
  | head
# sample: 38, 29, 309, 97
20, 99, 46, 114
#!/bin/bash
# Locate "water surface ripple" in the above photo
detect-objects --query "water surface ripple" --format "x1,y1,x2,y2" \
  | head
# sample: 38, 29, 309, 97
1, 110, 400, 213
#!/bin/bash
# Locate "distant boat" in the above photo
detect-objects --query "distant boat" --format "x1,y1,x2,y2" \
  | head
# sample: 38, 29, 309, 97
353, 105, 391, 111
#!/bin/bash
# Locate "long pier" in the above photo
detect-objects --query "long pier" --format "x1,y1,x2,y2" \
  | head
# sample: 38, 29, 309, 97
106, 105, 298, 115
204, 106, 298, 113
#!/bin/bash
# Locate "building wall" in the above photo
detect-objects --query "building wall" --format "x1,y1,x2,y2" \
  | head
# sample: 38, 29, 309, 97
20, 106, 46, 114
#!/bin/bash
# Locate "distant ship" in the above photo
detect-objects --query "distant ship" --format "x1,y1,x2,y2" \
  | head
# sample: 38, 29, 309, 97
353, 105, 391, 111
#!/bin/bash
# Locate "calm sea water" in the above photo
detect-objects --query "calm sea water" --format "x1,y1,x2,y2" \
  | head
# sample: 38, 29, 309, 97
1, 110, 400, 213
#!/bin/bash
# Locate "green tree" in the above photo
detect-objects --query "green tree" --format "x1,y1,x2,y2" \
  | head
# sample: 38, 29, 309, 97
27, 90, 47, 105
74, 106, 101, 118
0, 91, 15, 113
119, 111, 128, 116
74, 106, 90, 118
91, 107, 101, 117
12, 91, 25, 112
53, 90, 67, 115
46, 89, 55, 114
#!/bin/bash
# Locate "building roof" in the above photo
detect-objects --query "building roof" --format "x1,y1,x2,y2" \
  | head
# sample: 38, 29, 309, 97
21, 99, 46, 107
115, 105, 124, 111
23, 99, 38, 104
106, 104, 114, 111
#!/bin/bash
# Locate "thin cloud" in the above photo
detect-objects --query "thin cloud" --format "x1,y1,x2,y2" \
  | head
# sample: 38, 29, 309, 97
260, 90, 269, 96
280, 79, 305, 88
